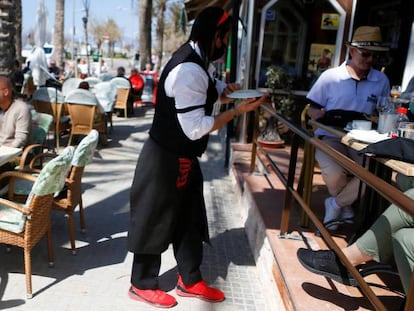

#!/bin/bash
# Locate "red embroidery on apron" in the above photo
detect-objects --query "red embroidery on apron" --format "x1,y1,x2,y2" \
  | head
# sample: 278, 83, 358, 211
176, 158, 192, 188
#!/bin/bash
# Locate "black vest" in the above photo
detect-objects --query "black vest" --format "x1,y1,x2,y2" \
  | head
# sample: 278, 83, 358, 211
149, 43, 219, 157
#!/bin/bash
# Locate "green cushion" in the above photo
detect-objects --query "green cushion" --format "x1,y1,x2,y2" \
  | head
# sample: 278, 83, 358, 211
0, 147, 74, 234
30, 146, 74, 197
0, 202, 26, 233
72, 130, 99, 167
31, 111, 53, 144
13, 178, 37, 196
0, 147, 74, 233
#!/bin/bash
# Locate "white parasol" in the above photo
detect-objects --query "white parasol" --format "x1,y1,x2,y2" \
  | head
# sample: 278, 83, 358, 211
29, 0, 49, 86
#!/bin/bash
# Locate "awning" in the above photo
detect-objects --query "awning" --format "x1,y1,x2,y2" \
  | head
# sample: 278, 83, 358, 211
184, 0, 232, 21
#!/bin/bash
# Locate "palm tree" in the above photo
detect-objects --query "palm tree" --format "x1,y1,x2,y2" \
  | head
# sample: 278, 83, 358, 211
138, 0, 152, 71
154, 0, 166, 72
15, 0, 22, 62
52, 0, 65, 70
0, 0, 17, 76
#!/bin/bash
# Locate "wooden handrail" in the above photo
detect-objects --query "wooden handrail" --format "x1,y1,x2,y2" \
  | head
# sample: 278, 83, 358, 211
250, 104, 414, 311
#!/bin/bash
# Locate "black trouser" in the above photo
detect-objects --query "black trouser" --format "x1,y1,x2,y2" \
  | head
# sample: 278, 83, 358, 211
131, 224, 203, 289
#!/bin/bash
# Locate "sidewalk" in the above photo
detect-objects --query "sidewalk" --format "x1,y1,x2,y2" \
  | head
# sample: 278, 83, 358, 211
0, 107, 268, 311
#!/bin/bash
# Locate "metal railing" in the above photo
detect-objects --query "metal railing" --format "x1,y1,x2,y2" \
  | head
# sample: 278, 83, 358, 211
250, 104, 414, 311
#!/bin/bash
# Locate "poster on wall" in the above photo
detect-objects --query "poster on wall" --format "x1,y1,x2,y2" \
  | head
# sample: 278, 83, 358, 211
308, 44, 336, 73
321, 13, 339, 30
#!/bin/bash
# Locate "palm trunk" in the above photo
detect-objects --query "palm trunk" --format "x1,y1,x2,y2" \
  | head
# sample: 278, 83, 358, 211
0, 0, 17, 76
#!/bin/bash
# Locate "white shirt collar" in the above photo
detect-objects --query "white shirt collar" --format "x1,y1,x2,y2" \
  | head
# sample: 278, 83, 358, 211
189, 41, 216, 77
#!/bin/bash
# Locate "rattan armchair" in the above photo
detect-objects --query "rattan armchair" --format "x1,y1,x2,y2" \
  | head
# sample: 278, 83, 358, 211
114, 88, 130, 118
111, 77, 132, 117
17, 111, 54, 172
8, 131, 98, 255
0, 146, 74, 298
31, 87, 69, 149
52, 130, 99, 254
65, 89, 106, 146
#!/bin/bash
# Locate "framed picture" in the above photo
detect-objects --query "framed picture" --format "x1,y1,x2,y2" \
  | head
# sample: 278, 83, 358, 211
308, 44, 336, 73
321, 13, 339, 30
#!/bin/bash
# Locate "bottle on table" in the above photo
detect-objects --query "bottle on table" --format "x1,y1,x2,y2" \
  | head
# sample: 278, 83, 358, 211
396, 107, 410, 137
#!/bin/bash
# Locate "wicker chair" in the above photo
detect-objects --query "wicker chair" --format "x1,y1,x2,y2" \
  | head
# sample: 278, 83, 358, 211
65, 89, 106, 146
0, 146, 74, 298
113, 88, 130, 118
52, 130, 99, 254
111, 77, 132, 117
9, 131, 98, 254
31, 87, 69, 150
4, 111, 55, 203
17, 111, 54, 172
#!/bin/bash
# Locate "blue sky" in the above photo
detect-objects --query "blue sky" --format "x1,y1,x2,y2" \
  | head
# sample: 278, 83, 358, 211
22, 0, 139, 44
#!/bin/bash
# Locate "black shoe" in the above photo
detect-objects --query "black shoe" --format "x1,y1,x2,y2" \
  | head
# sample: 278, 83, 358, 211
297, 248, 357, 286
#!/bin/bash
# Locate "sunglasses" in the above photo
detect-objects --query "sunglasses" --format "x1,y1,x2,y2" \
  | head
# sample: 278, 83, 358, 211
355, 48, 377, 58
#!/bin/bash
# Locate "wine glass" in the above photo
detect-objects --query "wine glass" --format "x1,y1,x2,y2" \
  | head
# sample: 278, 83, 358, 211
391, 85, 402, 99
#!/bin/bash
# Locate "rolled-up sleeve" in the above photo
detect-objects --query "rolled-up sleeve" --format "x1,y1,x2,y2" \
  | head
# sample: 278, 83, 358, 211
165, 63, 215, 140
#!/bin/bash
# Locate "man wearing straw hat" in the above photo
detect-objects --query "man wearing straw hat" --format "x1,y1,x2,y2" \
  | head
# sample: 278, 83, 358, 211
306, 26, 390, 231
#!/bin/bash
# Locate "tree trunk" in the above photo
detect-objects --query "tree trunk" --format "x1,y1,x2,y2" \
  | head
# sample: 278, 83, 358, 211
15, 0, 22, 61
0, 0, 17, 76
155, 0, 166, 73
52, 0, 65, 70
139, 0, 152, 71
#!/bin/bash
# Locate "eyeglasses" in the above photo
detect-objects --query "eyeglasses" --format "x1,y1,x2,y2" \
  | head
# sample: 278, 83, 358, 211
355, 48, 377, 58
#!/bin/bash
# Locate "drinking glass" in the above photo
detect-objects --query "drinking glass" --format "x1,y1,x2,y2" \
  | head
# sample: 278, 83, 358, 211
376, 96, 393, 114
391, 85, 402, 99
398, 122, 414, 139
378, 112, 398, 134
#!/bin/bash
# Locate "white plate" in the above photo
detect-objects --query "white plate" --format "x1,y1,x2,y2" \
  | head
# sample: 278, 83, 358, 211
227, 89, 264, 99
346, 130, 390, 144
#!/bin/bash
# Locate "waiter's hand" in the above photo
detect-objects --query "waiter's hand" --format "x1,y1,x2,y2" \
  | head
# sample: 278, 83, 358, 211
220, 83, 241, 103
235, 94, 269, 115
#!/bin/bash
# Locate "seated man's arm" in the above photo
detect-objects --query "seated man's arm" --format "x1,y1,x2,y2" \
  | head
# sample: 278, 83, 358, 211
12, 105, 31, 148
307, 100, 325, 120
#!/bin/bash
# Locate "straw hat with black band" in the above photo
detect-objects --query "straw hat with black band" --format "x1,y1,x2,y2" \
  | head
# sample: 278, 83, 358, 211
346, 26, 389, 52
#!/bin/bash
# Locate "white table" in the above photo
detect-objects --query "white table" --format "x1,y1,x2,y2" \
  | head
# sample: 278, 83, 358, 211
0, 146, 22, 167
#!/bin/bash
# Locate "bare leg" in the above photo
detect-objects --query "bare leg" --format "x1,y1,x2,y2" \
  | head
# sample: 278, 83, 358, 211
343, 243, 373, 266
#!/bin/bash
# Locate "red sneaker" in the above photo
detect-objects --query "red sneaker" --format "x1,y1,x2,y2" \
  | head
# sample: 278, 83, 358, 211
128, 285, 177, 308
176, 275, 225, 302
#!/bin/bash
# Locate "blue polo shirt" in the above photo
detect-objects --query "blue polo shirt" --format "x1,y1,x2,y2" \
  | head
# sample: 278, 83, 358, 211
307, 61, 390, 137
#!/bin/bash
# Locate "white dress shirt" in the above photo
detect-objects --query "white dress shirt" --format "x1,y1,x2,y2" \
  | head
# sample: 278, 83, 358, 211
164, 42, 226, 141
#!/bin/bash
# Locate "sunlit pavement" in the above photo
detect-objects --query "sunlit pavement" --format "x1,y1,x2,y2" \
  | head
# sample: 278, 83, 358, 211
0, 106, 269, 311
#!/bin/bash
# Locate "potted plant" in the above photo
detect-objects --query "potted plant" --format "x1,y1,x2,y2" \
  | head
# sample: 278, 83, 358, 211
258, 65, 295, 147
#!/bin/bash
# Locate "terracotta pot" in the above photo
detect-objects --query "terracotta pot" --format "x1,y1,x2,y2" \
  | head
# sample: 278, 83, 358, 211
257, 138, 285, 148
